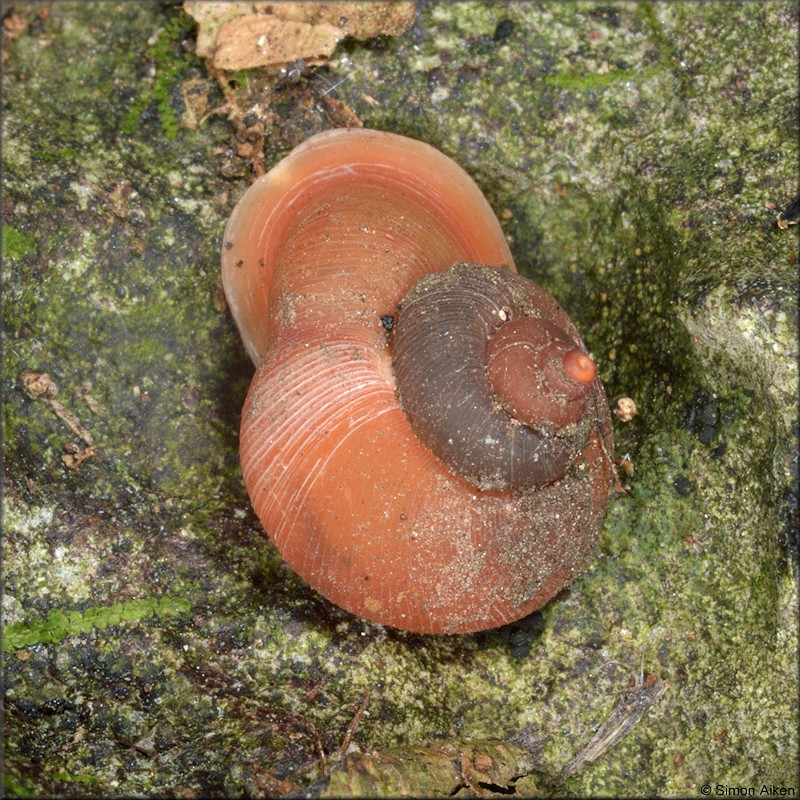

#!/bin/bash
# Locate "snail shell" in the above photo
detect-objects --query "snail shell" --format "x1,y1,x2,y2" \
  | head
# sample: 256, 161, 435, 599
222, 128, 614, 634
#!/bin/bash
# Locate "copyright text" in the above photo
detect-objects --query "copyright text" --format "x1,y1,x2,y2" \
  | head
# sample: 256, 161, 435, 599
700, 786, 796, 797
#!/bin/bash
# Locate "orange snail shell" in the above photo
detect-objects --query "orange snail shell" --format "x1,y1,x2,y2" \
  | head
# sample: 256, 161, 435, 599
221, 128, 614, 634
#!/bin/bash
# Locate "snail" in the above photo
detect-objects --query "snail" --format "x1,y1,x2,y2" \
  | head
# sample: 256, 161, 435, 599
221, 128, 614, 634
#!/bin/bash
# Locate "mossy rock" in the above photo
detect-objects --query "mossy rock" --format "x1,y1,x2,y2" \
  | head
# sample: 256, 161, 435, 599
2, 2, 797, 796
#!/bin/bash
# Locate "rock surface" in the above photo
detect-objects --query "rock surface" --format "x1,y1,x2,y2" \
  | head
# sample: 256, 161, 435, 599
3, 2, 797, 796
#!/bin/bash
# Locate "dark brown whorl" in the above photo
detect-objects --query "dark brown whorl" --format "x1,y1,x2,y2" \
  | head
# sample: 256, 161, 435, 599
393, 263, 596, 491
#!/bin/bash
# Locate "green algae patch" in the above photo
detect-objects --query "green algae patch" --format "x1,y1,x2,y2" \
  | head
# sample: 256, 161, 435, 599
680, 282, 799, 434
545, 65, 657, 92
2, 225, 37, 261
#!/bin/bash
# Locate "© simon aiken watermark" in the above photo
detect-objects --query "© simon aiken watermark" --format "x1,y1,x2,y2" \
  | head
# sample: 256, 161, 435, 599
700, 785, 797, 797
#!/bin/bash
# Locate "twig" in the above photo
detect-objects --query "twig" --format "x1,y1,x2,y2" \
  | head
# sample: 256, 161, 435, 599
21, 371, 95, 446
112, 730, 155, 759
559, 677, 669, 780
307, 719, 328, 777
336, 689, 372, 763
21, 371, 97, 468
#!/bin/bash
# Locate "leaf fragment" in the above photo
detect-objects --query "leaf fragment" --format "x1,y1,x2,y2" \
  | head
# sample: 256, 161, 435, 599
184, 1, 415, 71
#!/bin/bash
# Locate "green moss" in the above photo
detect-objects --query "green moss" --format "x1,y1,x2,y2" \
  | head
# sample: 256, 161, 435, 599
1, 774, 35, 797
121, 13, 200, 140
3, 596, 191, 652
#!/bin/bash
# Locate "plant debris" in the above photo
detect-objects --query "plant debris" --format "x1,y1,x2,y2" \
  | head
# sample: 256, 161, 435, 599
776, 195, 800, 229
323, 736, 542, 798
21, 371, 97, 469
184, 1, 415, 71
559, 677, 670, 780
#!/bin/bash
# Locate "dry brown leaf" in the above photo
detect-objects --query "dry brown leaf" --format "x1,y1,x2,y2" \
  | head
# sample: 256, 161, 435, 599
62, 444, 97, 470
265, 1, 416, 38
184, 1, 415, 71
319, 94, 364, 128
216, 14, 341, 70
185, 2, 247, 59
